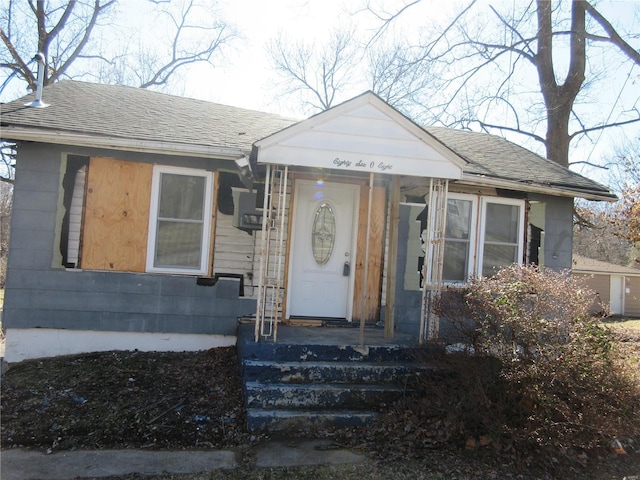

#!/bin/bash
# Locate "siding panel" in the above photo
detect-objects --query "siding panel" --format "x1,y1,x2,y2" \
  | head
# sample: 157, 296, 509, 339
3, 144, 254, 338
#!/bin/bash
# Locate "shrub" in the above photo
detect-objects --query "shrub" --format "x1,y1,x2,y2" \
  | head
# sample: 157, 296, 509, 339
430, 264, 640, 452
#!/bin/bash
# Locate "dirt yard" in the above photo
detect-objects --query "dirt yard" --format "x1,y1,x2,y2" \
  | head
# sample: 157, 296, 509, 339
1, 321, 640, 479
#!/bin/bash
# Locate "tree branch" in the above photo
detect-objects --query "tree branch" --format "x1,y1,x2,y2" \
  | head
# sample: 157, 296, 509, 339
49, 0, 116, 83
365, 0, 423, 46
474, 120, 546, 144
570, 116, 640, 139
584, 1, 640, 66
0, 28, 35, 88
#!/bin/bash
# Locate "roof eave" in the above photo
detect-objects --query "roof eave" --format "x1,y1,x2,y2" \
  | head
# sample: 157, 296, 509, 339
458, 173, 618, 202
573, 267, 640, 276
1, 126, 247, 161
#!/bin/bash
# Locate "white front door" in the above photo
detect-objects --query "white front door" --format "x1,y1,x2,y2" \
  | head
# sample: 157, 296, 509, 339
287, 181, 359, 319
610, 275, 625, 315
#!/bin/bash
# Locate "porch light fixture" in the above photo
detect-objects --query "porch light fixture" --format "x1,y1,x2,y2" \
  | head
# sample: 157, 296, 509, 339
234, 155, 253, 189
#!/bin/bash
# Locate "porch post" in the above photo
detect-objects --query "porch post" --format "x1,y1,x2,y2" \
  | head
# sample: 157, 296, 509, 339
359, 172, 375, 347
384, 176, 400, 338
255, 164, 272, 342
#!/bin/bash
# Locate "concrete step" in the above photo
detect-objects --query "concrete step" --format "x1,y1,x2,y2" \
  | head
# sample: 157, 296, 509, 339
242, 359, 429, 384
246, 408, 376, 431
244, 381, 407, 410
238, 340, 419, 363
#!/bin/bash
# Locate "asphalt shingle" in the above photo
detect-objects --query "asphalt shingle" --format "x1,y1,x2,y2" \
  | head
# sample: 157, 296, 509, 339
425, 127, 613, 196
1, 80, 298, 152
1, 81, 614, 199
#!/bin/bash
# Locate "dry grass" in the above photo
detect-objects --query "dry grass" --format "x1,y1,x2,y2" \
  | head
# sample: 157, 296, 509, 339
605, 318, 640, 333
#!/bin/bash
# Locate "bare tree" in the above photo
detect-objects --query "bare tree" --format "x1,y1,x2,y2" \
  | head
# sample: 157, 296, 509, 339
367, 0, 640, 168
0, 180, 13, 287
366, 41, 436, 121
268, 27, 441, 118
268, 27, 361, 113
0, 0, 237, 183
1, 1, 117, 92
1, 0, 236, 93
608, 137, 640, 262
76, 0, 237, 90
574, 201, 635, 267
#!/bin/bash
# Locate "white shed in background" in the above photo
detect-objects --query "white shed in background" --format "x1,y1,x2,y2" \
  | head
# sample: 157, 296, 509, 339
572, 255, 640, 317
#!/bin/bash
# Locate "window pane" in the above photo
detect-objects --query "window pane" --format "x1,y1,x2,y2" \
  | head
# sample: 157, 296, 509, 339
484, 203, 519, 243
482, 244, 517, 277
159, 174, 205, 220
312, 202, 336, 266
446, 199, 471, 240
155, 221, 203, 268
443, 198, 472, 282
443, 241, 469, 282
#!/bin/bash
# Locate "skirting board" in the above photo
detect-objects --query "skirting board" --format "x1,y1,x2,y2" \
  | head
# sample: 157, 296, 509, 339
3, 328, 236, 362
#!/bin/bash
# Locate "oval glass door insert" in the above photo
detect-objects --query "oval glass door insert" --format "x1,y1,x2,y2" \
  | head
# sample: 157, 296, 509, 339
312, 202, 336, 266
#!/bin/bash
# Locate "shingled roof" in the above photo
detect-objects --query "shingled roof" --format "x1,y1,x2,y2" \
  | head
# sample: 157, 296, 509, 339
0, 80, 615, 200
424, 127, 615, 200
573, 255, 640, 275
0, 80, 298, 156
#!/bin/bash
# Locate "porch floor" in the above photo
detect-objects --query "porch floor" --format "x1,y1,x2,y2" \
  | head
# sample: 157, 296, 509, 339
238, 322, 419, 347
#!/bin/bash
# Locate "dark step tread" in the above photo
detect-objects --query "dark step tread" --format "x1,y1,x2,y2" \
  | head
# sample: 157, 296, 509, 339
246, 408, 378, 417
243, 359, 428, 368
244, 381, 406, 392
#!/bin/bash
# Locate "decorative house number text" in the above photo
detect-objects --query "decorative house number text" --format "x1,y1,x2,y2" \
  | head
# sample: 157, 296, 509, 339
333, 157, 393, 172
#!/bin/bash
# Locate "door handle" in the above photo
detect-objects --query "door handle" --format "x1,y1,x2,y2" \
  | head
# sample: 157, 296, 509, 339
343, 261, 350, 276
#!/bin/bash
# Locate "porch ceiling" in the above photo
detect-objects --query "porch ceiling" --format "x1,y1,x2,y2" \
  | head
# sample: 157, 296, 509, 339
254, 92, 465, 180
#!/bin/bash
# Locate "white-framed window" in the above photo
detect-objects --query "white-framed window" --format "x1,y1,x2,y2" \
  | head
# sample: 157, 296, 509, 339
442, 193, 478, 283
146, 166, 214, 275
403, 194, 526, 290
477, 197, 525, 277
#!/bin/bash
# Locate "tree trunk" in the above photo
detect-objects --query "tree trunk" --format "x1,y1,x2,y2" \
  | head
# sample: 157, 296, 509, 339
536, 0, 587, 168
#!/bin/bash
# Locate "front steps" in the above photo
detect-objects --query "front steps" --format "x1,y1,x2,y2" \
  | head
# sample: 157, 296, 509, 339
236, 324, 436, 432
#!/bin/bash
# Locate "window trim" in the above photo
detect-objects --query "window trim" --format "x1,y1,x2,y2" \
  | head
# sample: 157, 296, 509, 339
441, 192, 478, 285
146, 165, 214, 275
477, 196, 525, 276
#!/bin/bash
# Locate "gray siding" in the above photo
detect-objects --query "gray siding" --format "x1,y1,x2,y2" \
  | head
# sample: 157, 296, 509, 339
392, 193, 577, 340
3, 143, 254, 336
530, 194, 574, 271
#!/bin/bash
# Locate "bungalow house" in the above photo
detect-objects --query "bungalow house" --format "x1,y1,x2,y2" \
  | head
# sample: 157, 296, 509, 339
0, 81, 617, 362
572, 254, 640, 317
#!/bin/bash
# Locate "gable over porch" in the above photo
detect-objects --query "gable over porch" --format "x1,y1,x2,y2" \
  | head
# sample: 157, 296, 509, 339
251, 92, 466, 344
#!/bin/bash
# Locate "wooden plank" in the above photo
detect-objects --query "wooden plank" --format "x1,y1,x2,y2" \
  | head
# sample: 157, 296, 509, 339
353, 183, 386, 322
207, 172, 219, 276
81, 157, 152, 272
288, 318, 323, 327
385, 176, 400, 338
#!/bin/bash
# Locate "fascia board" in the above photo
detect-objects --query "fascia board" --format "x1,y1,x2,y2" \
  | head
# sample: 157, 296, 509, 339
458, 174, 618, 202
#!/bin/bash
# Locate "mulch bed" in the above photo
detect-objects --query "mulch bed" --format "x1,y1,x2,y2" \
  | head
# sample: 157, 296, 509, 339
2, 346, 640, 479
1, 348, 249, 451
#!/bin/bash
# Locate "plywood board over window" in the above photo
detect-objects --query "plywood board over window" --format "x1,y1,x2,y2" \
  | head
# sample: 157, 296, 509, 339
81, 157, 152, 272
353, 184, 386, 322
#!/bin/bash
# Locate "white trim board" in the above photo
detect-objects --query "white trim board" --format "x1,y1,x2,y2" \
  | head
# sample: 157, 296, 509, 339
255, 92, 465, 179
